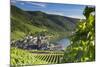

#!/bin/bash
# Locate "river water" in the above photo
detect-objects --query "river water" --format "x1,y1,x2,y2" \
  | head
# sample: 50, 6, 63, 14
56, 38, 70, 49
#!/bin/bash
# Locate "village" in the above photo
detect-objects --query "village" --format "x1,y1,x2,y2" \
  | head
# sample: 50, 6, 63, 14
11, 34, 63, 51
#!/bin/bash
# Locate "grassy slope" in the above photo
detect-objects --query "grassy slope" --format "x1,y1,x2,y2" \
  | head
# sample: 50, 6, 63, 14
11, 5, 48, 40
11, 5, 79, 41
10, 5, 79, 66
11, 16, 47, 40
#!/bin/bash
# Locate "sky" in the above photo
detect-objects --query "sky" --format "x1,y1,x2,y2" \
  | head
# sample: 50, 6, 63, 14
11, 0, 88, 19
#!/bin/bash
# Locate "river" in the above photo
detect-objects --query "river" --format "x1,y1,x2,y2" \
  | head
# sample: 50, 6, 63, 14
56, 38, 71, 50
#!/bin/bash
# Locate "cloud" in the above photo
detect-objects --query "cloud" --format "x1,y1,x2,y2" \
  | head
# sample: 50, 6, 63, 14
27, 2, 47, 8
20, 2, 25, 5
45, 11, 64, 16
45, 11, 85, 19
11, 0, 25, 5
68, 15, 85, 19
11, 0, 17, 4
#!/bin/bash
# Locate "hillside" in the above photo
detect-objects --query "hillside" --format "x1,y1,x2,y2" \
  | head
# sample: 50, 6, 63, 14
11, 5, 79, 40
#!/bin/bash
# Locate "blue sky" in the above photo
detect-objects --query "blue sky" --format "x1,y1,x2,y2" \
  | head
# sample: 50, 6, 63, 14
11, 0, 87, 19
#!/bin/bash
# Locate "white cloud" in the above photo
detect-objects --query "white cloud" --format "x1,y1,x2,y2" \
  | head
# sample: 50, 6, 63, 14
27, 2, 47, 8
45, 11, 64, 16
68, 15, 85, 19
45, 11, 85, 19
11, 0, 16, 3
20, 2, 25, 5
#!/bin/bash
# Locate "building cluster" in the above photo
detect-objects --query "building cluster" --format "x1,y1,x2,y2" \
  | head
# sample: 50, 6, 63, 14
11, 34, 63, 50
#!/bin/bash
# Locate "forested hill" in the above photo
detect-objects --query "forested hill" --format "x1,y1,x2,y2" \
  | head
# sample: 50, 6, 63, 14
11, 5, 79, 40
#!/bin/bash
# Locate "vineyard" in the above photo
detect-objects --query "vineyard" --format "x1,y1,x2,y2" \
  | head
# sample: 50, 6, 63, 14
11, 48, 64, 66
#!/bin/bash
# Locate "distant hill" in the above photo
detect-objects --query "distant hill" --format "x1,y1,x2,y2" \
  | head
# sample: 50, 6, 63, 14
11, 5, 79, 40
